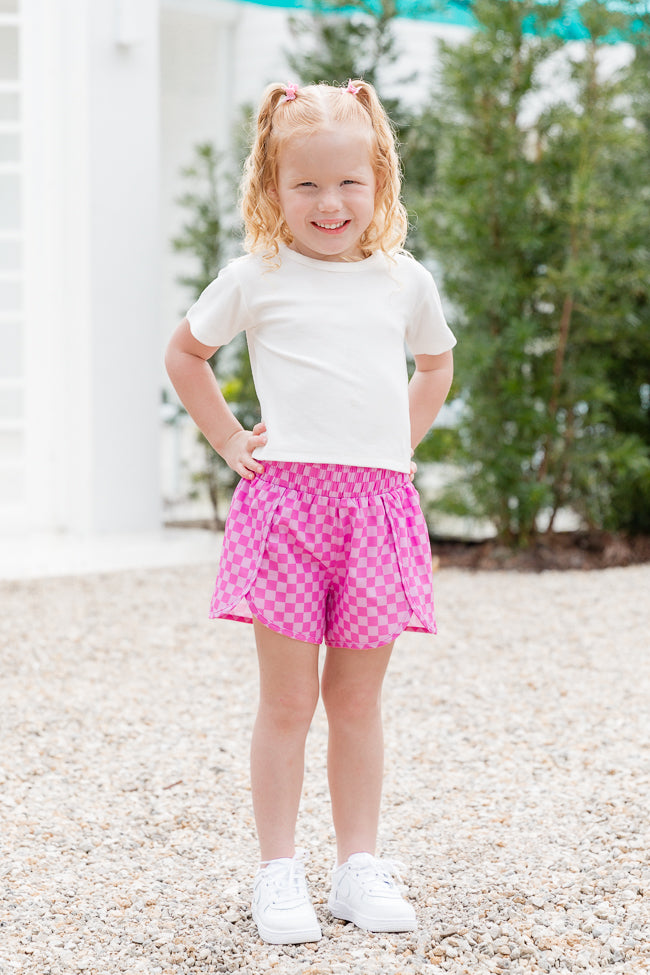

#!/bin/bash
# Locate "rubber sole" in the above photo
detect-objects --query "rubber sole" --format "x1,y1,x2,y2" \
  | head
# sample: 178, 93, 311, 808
328, 897, 417, 933
253, 916, 322, 945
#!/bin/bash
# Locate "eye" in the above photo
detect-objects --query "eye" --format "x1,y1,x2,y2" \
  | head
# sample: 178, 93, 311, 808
298, 181, 315, 188
342, 179, 357, 185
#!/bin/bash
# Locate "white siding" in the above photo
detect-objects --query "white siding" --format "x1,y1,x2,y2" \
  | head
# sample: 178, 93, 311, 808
0, 1, 24, 525
12, 0, 162, 535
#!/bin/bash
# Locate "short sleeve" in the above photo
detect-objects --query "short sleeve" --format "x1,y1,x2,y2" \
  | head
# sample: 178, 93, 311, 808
404, 261, 457, 356
186, 259, 253, 348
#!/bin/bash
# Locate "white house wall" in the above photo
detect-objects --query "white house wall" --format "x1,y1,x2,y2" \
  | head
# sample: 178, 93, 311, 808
11, 0, 162, 535
0, 3, 24, 527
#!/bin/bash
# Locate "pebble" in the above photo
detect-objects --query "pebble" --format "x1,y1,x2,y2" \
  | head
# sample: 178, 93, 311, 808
2, 562, 650, 974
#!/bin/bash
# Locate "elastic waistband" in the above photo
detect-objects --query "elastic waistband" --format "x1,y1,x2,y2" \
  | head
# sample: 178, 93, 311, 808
258, 461, 407, 499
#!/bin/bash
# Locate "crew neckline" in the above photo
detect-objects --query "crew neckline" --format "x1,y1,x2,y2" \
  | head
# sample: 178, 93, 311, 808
277, 242, 384, 272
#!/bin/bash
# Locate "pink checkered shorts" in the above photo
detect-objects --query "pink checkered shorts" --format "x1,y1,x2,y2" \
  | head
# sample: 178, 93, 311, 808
208, 462, 437, 649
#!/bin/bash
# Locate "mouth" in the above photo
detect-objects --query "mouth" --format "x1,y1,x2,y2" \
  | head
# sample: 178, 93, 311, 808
312, 220, 351, 234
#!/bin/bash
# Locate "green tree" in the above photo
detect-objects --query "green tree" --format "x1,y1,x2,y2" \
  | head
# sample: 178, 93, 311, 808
172, 142, 260, 522
533, 4, 650, 533
416, 0, 650, 544
173, 143, 234, 295
605, 34, 650, 532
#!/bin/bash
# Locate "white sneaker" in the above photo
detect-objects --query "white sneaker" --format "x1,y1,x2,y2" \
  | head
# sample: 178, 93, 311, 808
252, 853, 322, 945
328, 852, 417, 933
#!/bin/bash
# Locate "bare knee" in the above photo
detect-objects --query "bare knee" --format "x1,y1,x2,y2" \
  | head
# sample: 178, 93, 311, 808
258, 680, 319, 737
321, 676, 382, 729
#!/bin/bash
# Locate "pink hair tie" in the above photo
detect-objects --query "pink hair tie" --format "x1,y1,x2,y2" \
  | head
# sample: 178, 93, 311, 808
283, 83, 298, 102
346, 80, 361, 95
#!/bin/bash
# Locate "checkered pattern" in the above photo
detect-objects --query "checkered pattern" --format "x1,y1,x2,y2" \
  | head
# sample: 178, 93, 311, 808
209, 462, 436, 649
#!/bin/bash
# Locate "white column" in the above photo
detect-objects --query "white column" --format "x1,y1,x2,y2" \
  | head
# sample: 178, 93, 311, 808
0, 4, 25, 532
22, 0, 161, 533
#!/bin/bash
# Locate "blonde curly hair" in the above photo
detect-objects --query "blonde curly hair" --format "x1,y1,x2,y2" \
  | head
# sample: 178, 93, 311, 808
240, 80, 408, 259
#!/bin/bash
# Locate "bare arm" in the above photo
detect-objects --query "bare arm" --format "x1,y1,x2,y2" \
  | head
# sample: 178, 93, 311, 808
164, 318, 266, 480
409, 350, 454, 453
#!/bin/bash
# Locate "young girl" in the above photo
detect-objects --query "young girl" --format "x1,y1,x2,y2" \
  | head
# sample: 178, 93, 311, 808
165, 79, 455, 946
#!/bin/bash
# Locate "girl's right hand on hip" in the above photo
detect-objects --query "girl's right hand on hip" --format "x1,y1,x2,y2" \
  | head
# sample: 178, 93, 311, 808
221, 422, 267, 480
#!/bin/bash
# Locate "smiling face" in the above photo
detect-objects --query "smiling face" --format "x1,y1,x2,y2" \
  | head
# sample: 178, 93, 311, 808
272, 124, 377, 262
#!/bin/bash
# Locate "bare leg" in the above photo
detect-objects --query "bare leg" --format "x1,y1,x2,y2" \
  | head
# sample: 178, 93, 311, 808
320, 642, 394, 866
250, 619, 320, 862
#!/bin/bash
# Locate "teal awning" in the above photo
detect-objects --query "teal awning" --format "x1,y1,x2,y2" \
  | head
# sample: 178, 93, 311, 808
234, 0, 473, 27
234, 0, 649, 42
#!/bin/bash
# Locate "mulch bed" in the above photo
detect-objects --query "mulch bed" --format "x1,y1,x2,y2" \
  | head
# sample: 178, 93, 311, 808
171, 517, 650, 573
432, 530, 650, 572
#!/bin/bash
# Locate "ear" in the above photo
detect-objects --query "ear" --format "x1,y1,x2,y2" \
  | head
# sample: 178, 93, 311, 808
268, 183, 279, 200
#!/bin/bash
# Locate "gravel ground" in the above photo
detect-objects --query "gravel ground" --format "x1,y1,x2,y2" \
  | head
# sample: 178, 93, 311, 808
1, 561, 648, 975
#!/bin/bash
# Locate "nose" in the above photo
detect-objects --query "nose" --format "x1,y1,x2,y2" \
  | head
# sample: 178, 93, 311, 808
318, 187, 341, 212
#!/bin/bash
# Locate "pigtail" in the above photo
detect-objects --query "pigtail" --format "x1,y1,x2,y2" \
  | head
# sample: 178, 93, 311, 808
256, 83, 293, 146
348, 80, 395, 161
347, 80, 408, 255
241, 83, 295, 256
345, 79, 372, 113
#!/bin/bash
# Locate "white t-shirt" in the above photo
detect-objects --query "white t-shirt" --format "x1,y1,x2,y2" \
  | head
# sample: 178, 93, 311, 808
187, 244, 456, 474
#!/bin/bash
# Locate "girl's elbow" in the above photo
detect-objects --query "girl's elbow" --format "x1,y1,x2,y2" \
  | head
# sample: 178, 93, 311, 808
163, 343, 178, 382
164, 319, 197, 380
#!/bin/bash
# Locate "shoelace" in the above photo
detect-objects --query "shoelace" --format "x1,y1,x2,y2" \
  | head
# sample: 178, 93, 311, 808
258, 849, 310, 907
351, 855, 408, 895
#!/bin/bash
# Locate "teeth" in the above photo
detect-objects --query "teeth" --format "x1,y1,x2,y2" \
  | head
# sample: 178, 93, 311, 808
314, 221, 346, 229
